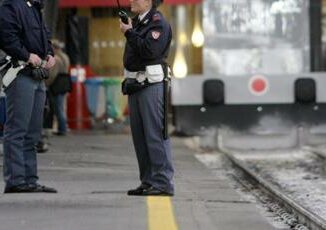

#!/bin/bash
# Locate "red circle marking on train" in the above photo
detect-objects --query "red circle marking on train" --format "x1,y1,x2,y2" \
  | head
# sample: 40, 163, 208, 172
252, 78, 266, 93
249, 75, 269, 95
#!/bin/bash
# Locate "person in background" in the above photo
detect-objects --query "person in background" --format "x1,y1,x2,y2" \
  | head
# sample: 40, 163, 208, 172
41, 39, 70, 140
49, 39, 70, 136
36, 42, 62, 153
38, 39, 70, 153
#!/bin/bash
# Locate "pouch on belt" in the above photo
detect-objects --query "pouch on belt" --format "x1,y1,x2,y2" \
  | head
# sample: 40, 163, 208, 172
122, 78, 148, 95
122, 65, 164, 95
2, 63, 24, 88
146, 65, 164, 83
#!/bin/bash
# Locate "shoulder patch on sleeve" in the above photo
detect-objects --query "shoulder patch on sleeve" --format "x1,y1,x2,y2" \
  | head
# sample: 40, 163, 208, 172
152, 13, 161, 22
151, 31, 161, 40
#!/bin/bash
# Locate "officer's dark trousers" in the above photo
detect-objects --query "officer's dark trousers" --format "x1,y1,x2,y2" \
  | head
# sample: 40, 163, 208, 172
128, 82, 174, 193
3, 73, 46, 188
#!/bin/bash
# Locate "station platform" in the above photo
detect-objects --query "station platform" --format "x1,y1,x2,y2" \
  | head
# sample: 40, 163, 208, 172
0, 133, 277, 230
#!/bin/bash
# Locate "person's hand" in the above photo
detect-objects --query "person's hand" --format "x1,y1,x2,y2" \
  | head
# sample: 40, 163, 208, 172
119, 18, 132, 34
28, 53, 42, 67
45, 55, 56, 69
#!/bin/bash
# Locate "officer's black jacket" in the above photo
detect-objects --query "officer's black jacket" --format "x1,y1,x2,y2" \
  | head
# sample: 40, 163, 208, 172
0, 0, 53, 62
123, 8, 172, 72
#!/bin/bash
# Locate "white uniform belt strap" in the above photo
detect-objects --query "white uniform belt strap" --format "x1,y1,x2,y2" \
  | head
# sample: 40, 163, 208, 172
124, 65, 163, 83
124, 69, 138, 79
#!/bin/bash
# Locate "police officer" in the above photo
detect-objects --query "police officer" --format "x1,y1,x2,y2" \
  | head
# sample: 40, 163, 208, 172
120, 0, 174, 196
0, 0, 57, 193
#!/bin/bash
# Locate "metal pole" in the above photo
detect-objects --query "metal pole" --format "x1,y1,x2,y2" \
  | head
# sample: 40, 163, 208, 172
43, 0, 59, 37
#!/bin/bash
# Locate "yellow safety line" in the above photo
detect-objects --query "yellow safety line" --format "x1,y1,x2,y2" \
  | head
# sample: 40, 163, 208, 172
147, 197, 178, 230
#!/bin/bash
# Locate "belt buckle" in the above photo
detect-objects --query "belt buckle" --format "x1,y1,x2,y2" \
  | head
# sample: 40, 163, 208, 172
136, 71, 146, 83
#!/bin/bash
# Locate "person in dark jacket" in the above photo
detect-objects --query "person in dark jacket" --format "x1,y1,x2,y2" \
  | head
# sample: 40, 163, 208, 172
0, 0, 57, 193
120, 0, 174, 196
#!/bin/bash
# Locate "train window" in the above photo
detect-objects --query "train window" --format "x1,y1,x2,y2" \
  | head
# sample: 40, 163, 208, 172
203, 0, 309, 76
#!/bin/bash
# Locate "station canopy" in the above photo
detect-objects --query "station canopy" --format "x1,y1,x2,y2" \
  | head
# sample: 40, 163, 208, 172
59, 0, 202, 8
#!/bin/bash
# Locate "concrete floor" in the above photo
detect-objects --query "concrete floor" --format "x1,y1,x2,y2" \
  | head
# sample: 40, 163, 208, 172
0, 133, 278, 230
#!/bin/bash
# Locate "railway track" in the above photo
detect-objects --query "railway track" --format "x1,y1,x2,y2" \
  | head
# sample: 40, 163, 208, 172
220, 147, 326, 230
303, 146, 326, 160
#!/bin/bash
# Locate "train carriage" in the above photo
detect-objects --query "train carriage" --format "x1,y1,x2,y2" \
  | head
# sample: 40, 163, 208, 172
172, 0, 326, 135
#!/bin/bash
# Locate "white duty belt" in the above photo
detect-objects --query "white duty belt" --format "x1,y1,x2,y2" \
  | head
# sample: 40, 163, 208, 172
124, 64, 164, 83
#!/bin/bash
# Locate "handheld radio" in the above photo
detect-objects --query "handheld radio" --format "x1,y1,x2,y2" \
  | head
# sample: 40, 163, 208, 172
117, 0, 129, 24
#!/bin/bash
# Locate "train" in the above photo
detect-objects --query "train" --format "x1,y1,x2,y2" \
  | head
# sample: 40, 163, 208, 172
171, 0, 326, 136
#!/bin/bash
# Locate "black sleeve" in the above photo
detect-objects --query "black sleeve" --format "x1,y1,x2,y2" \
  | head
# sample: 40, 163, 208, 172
124, 22, 168, 60
0, 4, 29, 61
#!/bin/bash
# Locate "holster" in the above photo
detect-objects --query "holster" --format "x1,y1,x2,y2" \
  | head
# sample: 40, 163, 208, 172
22, 66, 49, 81
121, 78, 149, 95
0, 62, 12, 79
30, 67, 49, 80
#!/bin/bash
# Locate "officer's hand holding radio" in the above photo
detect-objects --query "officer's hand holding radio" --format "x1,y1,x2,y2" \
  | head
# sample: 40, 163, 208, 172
119, 18, 132, 34
116, 0, 131, 34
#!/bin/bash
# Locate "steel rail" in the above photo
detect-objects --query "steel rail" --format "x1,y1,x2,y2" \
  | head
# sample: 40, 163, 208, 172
303, 146, 326, 160
220, 147, 326, 230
